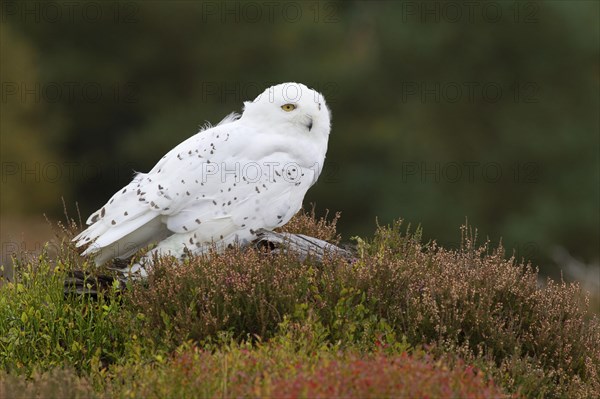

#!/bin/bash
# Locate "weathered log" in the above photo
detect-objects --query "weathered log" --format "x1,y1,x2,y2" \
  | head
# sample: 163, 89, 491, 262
64, 231, 354, 296
253, 229, 354, 261
63, 270, 126, 298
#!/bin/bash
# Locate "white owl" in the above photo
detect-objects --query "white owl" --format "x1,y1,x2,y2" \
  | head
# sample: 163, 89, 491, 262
74, 82, 331, 276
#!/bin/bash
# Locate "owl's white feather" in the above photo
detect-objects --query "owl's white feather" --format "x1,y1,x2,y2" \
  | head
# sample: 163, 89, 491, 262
74, 82, 331, 275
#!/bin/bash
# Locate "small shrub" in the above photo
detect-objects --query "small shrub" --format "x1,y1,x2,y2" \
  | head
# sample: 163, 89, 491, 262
122, 215, 599, 397
0, 368, 98, 399
0, 252, 128, 375
263, 352, 507, 399
276, 207, 341, 244
124, 248, 317, 345
352, 221, 600, 398
1, 211, 597, 397
103, 339, 508, 399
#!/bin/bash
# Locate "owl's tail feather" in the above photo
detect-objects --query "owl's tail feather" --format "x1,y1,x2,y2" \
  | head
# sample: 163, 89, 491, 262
75, 214, 172, 266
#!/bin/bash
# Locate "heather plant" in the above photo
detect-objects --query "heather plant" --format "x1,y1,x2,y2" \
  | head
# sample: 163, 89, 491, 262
351, 221, 600, 398
0, 210, 598, 397
122, 210, 346, 346
0, 299, 507, 398
123, 214, 599, 397
104, 341, 508, 399
124, 248, 317, 345
1, 338, 507, 399
276, 207, 342, 244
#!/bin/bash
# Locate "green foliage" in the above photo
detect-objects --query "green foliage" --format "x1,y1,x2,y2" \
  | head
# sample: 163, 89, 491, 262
100, 343, 506, 399
0, 212, 598, 397
278, 289, 409, 355
0, 255, 127, 374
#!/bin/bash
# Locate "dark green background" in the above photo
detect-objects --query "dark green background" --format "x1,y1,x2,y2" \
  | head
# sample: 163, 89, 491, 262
2, 1, 599, 276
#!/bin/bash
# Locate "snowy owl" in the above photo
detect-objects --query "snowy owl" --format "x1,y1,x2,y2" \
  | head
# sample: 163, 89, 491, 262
74, 82, 331, 277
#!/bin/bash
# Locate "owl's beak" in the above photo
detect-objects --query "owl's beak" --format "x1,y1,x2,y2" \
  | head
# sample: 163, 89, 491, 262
307, 116, 313, 132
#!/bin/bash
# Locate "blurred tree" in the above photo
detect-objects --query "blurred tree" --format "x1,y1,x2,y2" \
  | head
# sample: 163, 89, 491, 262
1, 1, 598, 274
1, 24, 67, 215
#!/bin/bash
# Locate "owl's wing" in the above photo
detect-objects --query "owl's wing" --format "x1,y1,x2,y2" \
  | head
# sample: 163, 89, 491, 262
161, 155, 316, 233
75, 115, 317, 265
146, 152, 316, 260
73, 117, 243, 264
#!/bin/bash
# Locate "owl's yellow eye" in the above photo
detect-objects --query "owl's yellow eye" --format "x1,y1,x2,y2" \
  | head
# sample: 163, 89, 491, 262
281, 103, 296, 112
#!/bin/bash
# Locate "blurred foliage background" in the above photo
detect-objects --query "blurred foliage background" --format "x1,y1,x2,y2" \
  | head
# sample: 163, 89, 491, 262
1, 1, 598, 281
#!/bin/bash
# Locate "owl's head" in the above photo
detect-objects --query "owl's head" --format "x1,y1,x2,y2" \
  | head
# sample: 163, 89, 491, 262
242, 82, 331, 138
